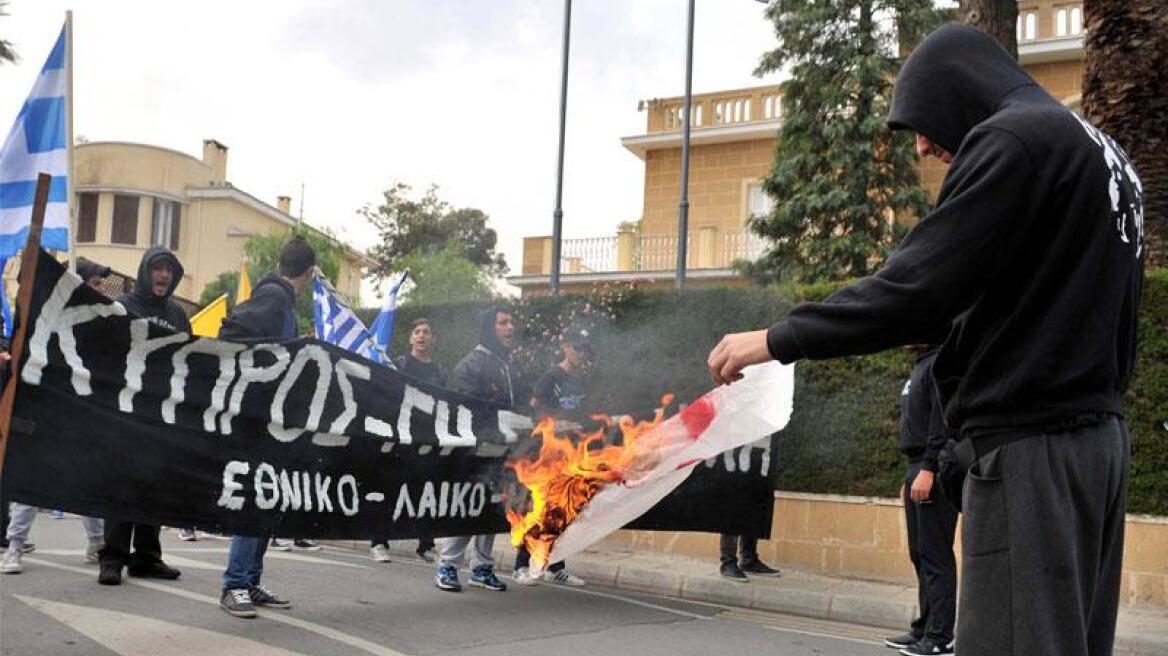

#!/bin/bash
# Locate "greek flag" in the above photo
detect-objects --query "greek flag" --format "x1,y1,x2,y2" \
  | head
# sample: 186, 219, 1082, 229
0, 25, 69, 257
313, 273, 387, 365
368, 269, 409, 357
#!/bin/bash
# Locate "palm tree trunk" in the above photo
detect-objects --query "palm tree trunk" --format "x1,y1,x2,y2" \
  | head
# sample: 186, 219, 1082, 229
958, 0, 1018, 58
1083, 1, 1168, 266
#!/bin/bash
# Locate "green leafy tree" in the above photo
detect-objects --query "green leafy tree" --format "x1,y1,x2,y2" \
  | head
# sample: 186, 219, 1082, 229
1, 1, 18, 65
396, 241, 493, 308
360, 183, 508, 282
198, 229, 345, 334
744, 0, 944, 284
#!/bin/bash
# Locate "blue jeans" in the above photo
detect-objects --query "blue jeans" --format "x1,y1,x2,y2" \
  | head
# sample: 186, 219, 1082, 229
222, 535, 268, 590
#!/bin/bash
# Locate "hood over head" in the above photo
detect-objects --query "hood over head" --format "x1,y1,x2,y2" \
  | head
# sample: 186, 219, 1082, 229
133, 246, 184, 302
76, 257, 110, 282
887, 23, 1038, 154
475, 304, 510, 358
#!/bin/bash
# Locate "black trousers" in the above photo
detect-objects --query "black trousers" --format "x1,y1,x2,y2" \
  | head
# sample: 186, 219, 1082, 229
958, 416, 1129, 656
904, 462, 959, 644
719, 534, 760, 565
99, 520, 163, 568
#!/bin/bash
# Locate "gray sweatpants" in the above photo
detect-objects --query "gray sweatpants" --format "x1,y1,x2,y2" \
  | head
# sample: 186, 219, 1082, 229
5, 503, 104, 547
957, 416, 1128, 656
439, 534, 496, 570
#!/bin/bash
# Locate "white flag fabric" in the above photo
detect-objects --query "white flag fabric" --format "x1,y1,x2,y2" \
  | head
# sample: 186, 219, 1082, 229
0, 25, 69, 257
539, 362, 796, 569
312, 273, 387, 365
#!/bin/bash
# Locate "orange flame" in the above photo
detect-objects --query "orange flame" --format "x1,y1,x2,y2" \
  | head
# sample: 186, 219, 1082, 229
505, 395, 676, 568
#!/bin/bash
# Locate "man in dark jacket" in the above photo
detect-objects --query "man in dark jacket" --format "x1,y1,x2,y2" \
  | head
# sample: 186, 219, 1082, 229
707, 25, 1142, 656
217, 236, 315, 619
884, 346, 959, 656
98, 247, 189, 586
433, 305, 517, 593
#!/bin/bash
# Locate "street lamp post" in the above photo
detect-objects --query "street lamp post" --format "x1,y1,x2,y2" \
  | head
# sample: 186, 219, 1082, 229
675, 0, 696, 289
550, 0, 572, 295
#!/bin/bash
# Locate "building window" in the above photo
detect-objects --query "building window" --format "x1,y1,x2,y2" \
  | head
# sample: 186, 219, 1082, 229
77, 192, 98, 243
1056, 5, 1084, 37
746, 182, 775, 221
1056, 9, 1068, 36
1025, 13, 1037, 41
111, 194, 139, 245
1071, 7, 1082, 35
151, 198, 181, 250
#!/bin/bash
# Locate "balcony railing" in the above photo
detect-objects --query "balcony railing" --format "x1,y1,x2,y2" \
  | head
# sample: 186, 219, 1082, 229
525, 229, 768, 277
645, 86, 783, 134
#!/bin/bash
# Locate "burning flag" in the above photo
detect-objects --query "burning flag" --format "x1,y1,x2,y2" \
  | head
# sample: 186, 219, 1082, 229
507, 361, 794, 572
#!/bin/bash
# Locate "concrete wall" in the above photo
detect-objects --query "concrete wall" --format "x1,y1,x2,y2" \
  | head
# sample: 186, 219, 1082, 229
603, 491, 1168, 609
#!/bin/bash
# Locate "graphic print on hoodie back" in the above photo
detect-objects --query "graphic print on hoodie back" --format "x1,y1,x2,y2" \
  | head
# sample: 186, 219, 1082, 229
767, 24, 1145, 432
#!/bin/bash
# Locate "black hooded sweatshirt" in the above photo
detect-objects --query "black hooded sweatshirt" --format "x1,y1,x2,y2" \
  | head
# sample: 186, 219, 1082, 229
767, 24, 1145, 432
118, 246, 191, 334
218, 275, 298, 342
453, 305, 519, 409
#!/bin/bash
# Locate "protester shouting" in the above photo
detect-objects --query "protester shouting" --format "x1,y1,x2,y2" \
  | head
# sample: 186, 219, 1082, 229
98, 248, 188, 586
707, 25, 1142, 656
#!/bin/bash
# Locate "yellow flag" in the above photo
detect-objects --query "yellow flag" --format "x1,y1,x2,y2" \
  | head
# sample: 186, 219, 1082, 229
190, 294, 228, 337
236, 262, 252, 304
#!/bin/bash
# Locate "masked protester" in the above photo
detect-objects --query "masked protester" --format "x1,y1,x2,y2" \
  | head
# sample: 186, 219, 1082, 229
98, 248, 189, 586
707, 24, 1142, 656
433, 305, 519, 593
216, 236, 315, 619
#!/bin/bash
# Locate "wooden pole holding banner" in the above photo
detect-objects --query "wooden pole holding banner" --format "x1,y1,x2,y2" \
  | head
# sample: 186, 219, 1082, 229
0, 173, 51, 470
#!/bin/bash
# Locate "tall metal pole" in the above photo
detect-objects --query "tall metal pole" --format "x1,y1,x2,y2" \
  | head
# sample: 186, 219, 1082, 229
550, 0, 572, 295
675, 0, 695, 289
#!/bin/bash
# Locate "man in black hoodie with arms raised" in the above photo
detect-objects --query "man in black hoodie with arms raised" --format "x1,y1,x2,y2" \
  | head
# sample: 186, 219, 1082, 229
98, 246, 189, 586
707, 25, 1142, 656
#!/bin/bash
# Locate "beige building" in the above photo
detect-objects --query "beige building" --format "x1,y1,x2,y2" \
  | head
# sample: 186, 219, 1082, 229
69, 139, 367, 304
511, 0, 1086, 297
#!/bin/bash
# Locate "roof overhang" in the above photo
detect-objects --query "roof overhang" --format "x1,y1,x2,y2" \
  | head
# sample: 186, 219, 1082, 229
621, 120, 781, 160
1019, 36, 1084, 65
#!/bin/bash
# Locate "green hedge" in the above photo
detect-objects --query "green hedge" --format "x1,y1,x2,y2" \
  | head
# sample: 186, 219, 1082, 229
364, 271, 1168, 516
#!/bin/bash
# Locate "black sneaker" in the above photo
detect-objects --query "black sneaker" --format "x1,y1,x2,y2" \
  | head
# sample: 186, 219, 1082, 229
740, 559, 781, 576
899, 637, 953, 655
97, 562, 122, 586
220, 588, 257, 618
719, 561, 749, 582
127, 561, 181, 580
884, 632, 922, 649
248, 584, 291, 609
292, 539, 322, 551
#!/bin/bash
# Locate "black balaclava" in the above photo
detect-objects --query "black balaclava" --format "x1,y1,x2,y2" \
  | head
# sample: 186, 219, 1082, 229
887, 23, 1039, 154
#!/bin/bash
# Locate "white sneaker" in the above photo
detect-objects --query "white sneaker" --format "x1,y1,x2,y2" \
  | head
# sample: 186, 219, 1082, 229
370, 544, 391, 563
512, 567, 540, 586
85, 538, 102, 564
1, 548, 23, 574
547, 569, 585, 586
269, 538, 293, 551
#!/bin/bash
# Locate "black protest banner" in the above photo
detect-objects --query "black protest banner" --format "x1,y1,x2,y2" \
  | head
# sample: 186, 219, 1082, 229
1, 250, 775, 540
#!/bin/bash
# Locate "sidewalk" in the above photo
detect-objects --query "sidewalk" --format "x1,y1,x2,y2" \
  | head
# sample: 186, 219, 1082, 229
327, 538, 1168, 656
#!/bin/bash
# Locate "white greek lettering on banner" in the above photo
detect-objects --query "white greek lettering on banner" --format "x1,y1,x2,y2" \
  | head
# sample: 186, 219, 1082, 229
220, 344, 290, 435
268, 344, 333, 442
217, 461, 250, 511
396, 385, 435, 445
119, 319, 186, 413
24, 273, 126, 392
161, 338, 247, 430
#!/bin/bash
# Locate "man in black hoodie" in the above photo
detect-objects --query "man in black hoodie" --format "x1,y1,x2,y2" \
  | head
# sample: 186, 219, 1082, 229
217, 236, 315, 619
432, 305, 518, 593
98, 246, 189, 586
707, 24, 1142, 656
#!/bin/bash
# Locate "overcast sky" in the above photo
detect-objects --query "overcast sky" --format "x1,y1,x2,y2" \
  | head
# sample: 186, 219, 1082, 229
0, 0, 781, 300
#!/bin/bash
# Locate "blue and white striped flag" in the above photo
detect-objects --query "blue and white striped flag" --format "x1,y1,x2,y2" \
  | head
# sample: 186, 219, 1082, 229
313, 273, 388, 365
0, 25, 69, 257
368, 269, 409, 357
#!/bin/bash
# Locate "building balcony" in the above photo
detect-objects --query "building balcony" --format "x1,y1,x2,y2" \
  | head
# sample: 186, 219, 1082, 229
622, 85, 783, 160
510, 228, 767, 293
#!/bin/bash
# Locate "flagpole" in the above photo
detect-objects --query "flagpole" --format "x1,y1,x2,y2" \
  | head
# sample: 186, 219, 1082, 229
65, 10, 76, 273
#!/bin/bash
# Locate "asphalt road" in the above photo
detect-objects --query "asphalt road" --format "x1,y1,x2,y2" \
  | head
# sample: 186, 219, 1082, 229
2, 514, 893, 656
